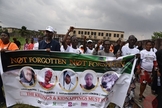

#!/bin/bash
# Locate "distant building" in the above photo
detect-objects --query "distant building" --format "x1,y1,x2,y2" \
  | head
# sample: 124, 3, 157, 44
38, 30, 46, 36
57, 34, 65, 42
2, 27, 20, 33
69, 28, 124, 44
2, 27, 40, 37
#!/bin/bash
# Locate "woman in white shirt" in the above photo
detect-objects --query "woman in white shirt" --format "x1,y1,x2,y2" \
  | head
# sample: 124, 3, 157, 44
138, 40, 158, 101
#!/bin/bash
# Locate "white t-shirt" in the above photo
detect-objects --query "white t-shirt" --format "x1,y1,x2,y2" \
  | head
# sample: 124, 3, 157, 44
62, 45, 81, 54
33, 42, 39, 50
121, 45, 140, 56
60, 45, 64, 52
151, 48, 157, 53
85, 47, 94, 55
140, 49, 156, 72
60, 45, 71, 52
95, 44, 103, 50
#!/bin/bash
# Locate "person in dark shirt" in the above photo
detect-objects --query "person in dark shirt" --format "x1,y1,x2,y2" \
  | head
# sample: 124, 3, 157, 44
113, 39, 121, 55
38, 26, 60, 51
137, 41, 143, 51
13, 38, 21, 49
155, 47, 162, 108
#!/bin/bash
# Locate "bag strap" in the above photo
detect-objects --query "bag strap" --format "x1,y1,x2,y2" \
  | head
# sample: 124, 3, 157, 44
6, 42, 11, 50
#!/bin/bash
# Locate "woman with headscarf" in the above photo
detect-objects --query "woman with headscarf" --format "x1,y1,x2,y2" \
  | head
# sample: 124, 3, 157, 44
63, 71, 75, 90
20, 68, 35, 86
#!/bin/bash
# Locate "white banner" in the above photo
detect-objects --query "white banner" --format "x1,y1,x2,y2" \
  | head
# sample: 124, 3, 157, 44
0, 51, 136, 108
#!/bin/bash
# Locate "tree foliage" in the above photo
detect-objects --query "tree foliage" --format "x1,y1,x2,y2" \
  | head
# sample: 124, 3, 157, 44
151, 31, 162, 40
19, 26, 27, 37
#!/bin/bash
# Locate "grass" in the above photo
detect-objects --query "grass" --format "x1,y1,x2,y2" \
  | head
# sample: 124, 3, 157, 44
1, 103, 38, 108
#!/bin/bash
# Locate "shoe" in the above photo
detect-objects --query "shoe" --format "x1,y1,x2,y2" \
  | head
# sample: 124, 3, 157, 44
139, 97, 142, 102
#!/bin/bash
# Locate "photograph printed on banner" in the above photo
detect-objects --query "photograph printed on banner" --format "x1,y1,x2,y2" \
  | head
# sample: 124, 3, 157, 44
38, 68, 57, 90
59, 69, 78, 92
80, 70, 99, 91
19, 66, 36, 87
100, 71, 119, 92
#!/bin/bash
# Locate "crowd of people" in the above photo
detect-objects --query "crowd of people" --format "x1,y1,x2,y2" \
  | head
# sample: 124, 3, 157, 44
0, 25, 162, 108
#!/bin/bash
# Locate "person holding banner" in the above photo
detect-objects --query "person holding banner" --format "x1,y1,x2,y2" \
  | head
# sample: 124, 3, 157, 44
39, 70, 54, 89
60, 35, 71, 52
61, 26, 82, 54
82, 36, 94, 55
92, 40, 114, 57
121, 35, 140, 108
38, 26, 60, 51
0, 32, 19, 51
0, 31, 19, 105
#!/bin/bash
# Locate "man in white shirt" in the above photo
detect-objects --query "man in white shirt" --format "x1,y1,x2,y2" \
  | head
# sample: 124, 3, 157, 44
93, 40, 114, 57
61, 26, 81, 54
121, 35, 140, 108
121, 37, 139, 56
83, 37, 94, 54
85, 40, 94, 54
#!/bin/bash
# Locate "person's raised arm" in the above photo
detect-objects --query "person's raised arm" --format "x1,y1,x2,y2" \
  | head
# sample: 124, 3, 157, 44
83, 36, 87, 53
62, 26, 74, 50
92, 40, 102, 55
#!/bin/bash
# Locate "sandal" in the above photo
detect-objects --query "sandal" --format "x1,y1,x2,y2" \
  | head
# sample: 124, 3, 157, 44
142, 95, 145, 99
139, 97, 142, 102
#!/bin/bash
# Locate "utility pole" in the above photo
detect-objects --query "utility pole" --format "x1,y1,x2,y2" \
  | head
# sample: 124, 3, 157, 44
0, 21, 2, 31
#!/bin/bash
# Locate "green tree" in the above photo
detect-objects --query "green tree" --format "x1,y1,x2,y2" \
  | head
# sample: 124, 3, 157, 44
151, 31, 162, 40
19, 26, 27, 37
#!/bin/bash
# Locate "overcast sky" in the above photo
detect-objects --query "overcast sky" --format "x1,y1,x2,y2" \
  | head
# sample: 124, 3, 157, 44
0, 0, 162, 40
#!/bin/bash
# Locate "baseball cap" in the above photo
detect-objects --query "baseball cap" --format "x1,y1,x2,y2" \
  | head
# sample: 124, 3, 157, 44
46, 26, 54, 33
79, 45, 83, 48
87, 40, 93, 43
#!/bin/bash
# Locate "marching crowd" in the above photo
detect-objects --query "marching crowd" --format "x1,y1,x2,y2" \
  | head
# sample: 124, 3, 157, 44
0, 25, 162, 108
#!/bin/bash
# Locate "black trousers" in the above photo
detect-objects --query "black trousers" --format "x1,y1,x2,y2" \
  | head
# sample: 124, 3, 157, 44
157, 86, 162, 108
0, 75, 5, 102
